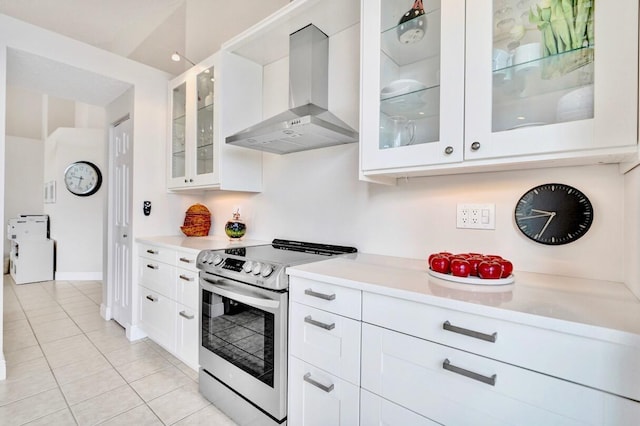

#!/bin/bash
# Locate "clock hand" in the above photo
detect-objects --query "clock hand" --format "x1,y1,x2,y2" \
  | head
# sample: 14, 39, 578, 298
537, 212, 556, 238
517, 212, 553, 220
530, 209, 555, 215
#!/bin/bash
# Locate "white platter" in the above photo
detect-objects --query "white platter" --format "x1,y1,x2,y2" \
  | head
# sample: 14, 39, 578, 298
381, 79, 427, 99
428, 268, 515, 286
507, 121, 547, 130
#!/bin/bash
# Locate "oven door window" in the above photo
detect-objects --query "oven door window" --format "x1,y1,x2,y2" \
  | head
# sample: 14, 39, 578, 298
202, 290, 275, 387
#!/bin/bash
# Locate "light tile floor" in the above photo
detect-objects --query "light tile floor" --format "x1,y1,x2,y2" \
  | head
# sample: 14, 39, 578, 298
2, 274, 237, 426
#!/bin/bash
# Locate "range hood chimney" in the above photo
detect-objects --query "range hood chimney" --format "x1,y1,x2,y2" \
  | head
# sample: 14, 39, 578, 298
226, 24, 358, 155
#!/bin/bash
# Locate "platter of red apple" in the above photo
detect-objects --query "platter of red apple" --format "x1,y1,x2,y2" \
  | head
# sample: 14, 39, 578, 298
427, 252, 514, 286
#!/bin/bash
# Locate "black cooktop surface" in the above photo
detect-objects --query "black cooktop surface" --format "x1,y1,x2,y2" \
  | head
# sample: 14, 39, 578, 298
221, 239, 357, 266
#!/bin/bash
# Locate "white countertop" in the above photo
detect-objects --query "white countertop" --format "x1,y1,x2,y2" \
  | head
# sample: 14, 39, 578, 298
287, 253, 640, 347
136, 235, 269, 253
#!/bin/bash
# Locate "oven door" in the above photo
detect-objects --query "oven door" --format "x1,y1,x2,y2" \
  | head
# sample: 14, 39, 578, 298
199, 273, 287, 421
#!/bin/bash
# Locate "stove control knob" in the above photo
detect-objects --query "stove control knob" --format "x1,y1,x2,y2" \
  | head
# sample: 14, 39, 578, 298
243, 261, 254, 273
252, 262, 262, 275
261, 264, 274, 278
199, 253, 210, 264
212, 254, 223, 266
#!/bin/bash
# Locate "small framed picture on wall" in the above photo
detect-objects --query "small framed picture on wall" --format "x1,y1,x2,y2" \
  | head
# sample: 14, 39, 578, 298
44, 180, 56, 204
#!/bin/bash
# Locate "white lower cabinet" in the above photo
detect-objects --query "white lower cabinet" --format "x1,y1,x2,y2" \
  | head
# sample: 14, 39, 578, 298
289, 302, 361, 385
288, 275, 640, 425
362, 323, 606, 425
137, 243, 200, 369
289, 277, 362, 426
139, 288, 176, 352
288, 356, 360, 426
175, 303, 198, 368
360, 389, 438, 426
603, 394, 640, 426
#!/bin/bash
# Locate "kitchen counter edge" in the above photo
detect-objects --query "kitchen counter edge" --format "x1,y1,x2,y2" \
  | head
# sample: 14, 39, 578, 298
136, 235, 269, 254
286, 253, 640, 348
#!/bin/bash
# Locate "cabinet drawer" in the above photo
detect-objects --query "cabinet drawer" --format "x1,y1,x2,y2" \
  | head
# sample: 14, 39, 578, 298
288, 356, 359, 426
289, 302, 361, 385
176, 267, 198, 309
361, 323, 606, 426
175, 302, 198, 370
175, 250, 198, 272
139, 244, 175, 265
363, 292, 640, 401
290, 277, 361, 320
360, 389, 438, 426
139, 258, 176, 299
140, 287, 176, 352
603, 393, 640, 426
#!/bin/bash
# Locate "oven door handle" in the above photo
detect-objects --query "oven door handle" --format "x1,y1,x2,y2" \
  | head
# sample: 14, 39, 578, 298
201, 278, 280, 311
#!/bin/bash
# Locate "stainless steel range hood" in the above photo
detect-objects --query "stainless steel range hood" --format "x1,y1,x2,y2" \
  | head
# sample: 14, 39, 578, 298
226, 24, 358, 155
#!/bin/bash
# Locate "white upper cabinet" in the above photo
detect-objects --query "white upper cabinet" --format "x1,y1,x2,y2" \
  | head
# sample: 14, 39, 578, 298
360, 0, 465, 181
168, 51, 263, 192
360, 0, 639, 181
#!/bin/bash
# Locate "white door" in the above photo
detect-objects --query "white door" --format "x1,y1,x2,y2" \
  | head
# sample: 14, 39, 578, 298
108, 117, 133, 327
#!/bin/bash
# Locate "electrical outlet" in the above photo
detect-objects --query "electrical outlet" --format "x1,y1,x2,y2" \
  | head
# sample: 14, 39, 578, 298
457, 203, 496, 230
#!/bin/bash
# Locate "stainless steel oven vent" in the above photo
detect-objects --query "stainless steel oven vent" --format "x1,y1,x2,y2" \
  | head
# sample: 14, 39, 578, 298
225, 24, 358, 155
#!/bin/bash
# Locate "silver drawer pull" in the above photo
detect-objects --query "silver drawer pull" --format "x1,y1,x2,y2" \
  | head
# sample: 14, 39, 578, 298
146, 295, 158, 302
443, 321, 497, 343
179, 257, 195, 264
442, 359, 496, 386
146, 249, 158, 254
303, 373, 334, 393
179, 311, 194, 320
179, 274, 194, 281
304, 288, 336, 301
304, 315, 335, 330
146, 264, 159, 270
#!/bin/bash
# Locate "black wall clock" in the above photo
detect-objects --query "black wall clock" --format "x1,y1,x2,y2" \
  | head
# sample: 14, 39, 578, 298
63, 161, 103, 197
514, 183, 593, 245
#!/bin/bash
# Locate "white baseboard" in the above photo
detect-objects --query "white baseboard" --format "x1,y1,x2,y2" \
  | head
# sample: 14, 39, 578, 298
54, 272, 103, 281
100, 303, 112, 321
0, 353, 6, 380
126, 324, 147, 342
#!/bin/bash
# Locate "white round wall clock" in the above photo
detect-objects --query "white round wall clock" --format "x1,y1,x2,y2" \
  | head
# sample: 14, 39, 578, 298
63, 161, 103, 197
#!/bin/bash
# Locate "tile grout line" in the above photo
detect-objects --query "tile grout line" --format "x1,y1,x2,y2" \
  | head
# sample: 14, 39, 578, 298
44, 281, 161, 426
4, 278, 210, 426
8, 280, 81, 426
33, 280, 193, 425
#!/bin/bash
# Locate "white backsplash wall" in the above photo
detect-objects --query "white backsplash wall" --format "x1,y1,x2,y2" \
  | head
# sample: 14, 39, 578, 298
204, 144, 625, 283
624, 164, 640, 298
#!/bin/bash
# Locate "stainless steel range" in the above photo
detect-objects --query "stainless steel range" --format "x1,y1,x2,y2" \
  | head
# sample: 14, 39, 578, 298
197, 239, 357, 426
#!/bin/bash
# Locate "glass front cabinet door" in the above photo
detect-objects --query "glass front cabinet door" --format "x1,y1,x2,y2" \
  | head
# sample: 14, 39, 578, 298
465, 0, 638, 162
168, 61, 218, 189
361, 0, 638, 180
170, 81, 187, 184
360, 0, 466, 180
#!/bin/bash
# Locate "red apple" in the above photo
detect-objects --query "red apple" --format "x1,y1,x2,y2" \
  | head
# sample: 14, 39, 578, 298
477, 261, 502, 279
430, 256, 451, 274
450, 259, 471, 277
497, 259, 513, 278
467, 256, 484, 277
453, 253, 471, 259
